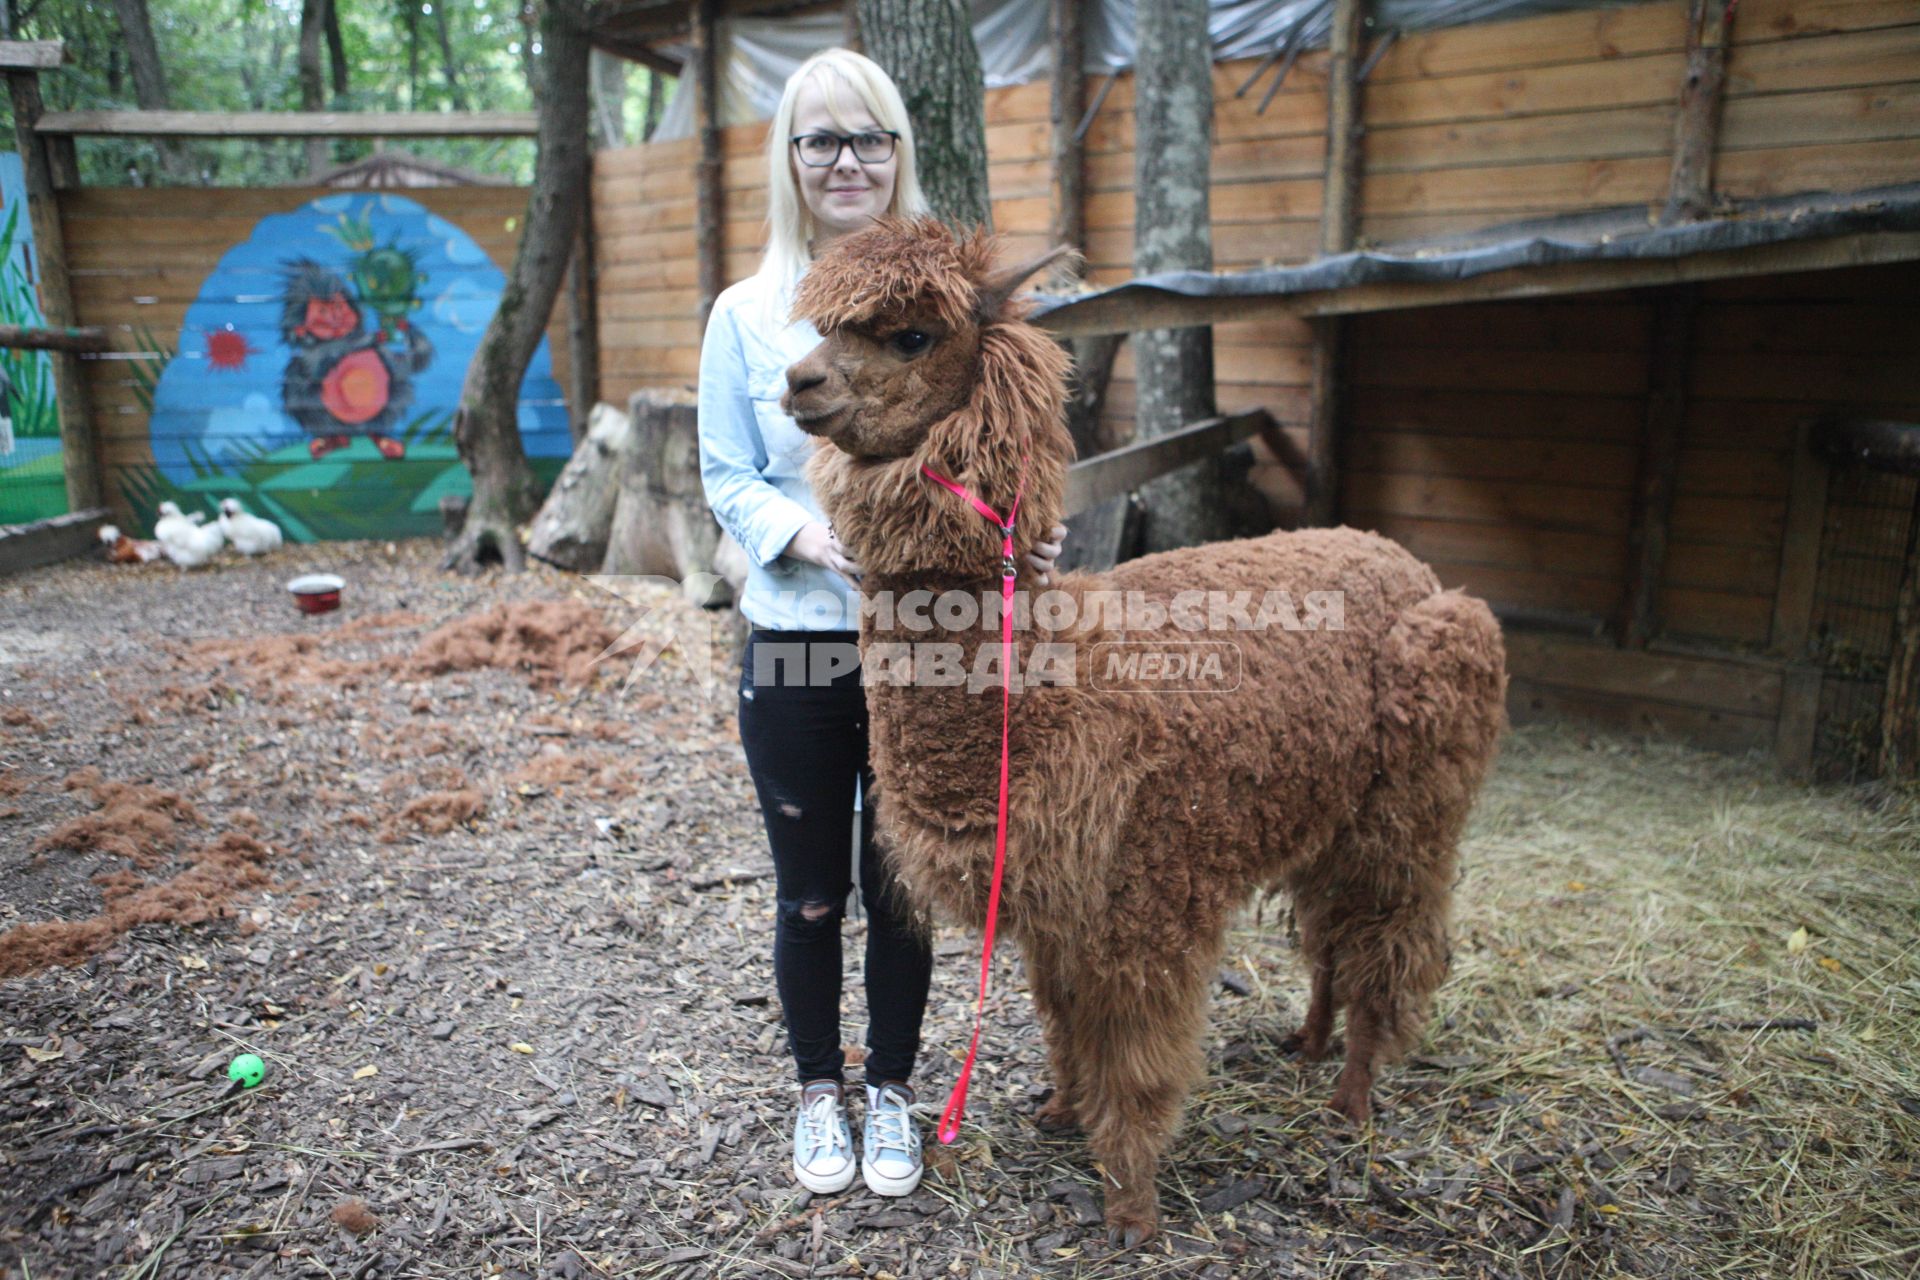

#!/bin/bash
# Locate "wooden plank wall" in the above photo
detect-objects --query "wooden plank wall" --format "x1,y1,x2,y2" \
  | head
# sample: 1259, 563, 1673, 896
592, 0, 1920, 457
65, 185, 570, 536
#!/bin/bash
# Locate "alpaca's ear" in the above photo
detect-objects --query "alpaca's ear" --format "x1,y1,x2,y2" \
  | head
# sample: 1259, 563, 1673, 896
976, 244, 1078, 322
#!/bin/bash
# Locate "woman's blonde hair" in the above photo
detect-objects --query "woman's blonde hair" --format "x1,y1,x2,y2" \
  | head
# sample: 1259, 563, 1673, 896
760, 48, 930, 287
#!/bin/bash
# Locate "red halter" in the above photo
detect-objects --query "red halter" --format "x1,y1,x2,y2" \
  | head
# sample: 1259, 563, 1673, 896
917, 461, 1023, 1145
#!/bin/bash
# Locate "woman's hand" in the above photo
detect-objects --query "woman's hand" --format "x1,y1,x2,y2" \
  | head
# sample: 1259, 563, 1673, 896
1027, 523, 1068, 586
784, 520, 864, 587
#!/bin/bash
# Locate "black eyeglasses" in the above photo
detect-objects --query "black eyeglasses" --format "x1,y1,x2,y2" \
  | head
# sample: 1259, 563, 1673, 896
791, 130, 900, 167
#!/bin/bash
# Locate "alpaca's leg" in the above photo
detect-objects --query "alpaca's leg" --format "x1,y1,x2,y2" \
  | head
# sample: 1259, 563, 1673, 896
1023, 942, 1083, 1132
1285, 901, 1338, 1062
1074, 957, 1212, 1248
1320, 868, 1453, 1126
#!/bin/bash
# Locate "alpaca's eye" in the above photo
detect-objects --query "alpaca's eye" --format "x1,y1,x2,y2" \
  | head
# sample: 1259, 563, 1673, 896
892, 330, 931, 355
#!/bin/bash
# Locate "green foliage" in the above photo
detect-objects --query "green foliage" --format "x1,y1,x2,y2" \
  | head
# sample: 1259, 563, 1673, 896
0, 201, 56, 439
0, 0, 673, 187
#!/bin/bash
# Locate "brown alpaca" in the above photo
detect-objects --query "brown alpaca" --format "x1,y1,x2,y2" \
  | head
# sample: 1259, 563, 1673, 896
782, 219, 1507, 1247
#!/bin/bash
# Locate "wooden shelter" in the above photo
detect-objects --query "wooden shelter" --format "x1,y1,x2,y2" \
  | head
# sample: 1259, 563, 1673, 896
586, 0, 1920, 777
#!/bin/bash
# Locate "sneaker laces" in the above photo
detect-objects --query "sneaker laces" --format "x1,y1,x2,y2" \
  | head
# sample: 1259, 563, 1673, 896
867, 1088, 918, 1159
798, 1089, 845, 1161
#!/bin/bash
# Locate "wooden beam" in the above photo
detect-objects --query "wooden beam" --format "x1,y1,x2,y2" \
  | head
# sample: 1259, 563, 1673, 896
591, 35, 686, 77
1065, 410, 1271, 517
1306, 0, 1365, 529
1774, 665, 1822, 781
1769, 420, 1830, 659
0, 323, 107, 353
6, 70, 97, 512
1881, 485, 1920, 778
1320, 0, 1365, 259
0, 508, 108, 577
1661, 0, 1734, 225
692, 0, 725, 331
0, 41, 64, 71
1034, 230, 1920, 337
35, 110, 539, 138
1617, 289, 1696, 649
1049, 0, 1086, 257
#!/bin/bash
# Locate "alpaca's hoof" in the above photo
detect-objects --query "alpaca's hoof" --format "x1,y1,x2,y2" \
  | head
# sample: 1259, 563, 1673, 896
1327, 1084, 1372, 1125
1280, 1029, 1335, 1062
1104, 1212, 1157, 1251
1034, 1093, 1080, 1133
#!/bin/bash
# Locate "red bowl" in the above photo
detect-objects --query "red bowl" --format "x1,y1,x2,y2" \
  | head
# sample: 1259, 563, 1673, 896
287, 573, 345, 615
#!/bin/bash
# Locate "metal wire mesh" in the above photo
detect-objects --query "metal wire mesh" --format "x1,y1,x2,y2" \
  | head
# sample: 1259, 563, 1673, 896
1809, 465, 1918, 781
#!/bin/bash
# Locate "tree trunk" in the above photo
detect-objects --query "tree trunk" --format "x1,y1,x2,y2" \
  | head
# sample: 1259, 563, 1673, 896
1133, 0, 1228, 552
855, 0, 991, 228
324, 0, 348, 98
110, 0, 191, 182
407, 0, 421, 109
602, 389, 738, 606
433, 0, 469, 110
298, 0, 328, 177
444, 0, 594, 574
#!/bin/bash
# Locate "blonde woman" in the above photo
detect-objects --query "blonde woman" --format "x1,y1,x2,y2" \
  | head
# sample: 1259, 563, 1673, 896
698, 48, 1064, 1197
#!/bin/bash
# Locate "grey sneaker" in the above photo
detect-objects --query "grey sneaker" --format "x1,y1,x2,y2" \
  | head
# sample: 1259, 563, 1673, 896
862, 1081, 924, 1196
793, 1080, 856, 1193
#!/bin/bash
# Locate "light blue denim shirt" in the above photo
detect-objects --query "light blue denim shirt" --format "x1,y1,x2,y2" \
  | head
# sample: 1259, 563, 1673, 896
697, 270, 859, 631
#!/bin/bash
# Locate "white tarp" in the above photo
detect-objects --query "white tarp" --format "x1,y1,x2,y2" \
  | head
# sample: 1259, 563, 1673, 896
650, 0, 1646, 140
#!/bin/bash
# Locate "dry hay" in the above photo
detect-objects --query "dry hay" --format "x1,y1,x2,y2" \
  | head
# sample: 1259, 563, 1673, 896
0, 829, 274, 977
185, 609, 426, 692
405, 600, 621, 688
35, 768, 204, 868
1180, 725, 1920, 1277
506, 746, 634, 801
379, 788, 487, 843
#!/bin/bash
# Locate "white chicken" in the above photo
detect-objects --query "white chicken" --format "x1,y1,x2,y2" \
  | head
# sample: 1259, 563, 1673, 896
152, 500, 208, 544
159, 518, 225, 570
217, 498, 283, 555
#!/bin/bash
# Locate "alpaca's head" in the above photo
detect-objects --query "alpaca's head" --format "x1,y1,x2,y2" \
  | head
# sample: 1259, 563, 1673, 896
784, 218, 1075, 580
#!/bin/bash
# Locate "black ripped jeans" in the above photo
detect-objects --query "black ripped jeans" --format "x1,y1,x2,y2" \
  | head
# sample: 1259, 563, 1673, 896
737, 629, 933, 1087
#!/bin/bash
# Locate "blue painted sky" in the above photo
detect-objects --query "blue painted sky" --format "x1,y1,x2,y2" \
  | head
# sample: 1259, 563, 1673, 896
147, 192, 569, 484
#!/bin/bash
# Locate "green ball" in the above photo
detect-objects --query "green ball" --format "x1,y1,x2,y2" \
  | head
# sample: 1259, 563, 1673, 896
228, 1053, 266, 1089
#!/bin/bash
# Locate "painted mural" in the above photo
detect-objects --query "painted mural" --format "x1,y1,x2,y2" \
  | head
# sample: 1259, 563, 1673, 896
0, 152, 62, 526
124, 192, 569, 542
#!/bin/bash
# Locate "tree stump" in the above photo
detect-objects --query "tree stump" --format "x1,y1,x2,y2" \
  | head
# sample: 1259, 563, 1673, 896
602, 388, 736, 607
527, 401, 632, 571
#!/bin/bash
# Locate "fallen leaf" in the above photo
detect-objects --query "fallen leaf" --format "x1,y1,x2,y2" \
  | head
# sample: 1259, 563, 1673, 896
23, 1046, 63, 1063
1817, 956, 1842, 972
353, 1065, 378, 1080
1787, 926, 1810, 955
1566, 880, 1587, 892
181, 954, 210, 971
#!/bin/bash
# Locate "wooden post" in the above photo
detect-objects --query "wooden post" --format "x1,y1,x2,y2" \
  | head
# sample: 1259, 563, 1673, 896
565, 171, 601, 448
1618, 289, 1697, 649
692, 0, 725, 332
1769, 420, 1830, 658
1306, 0, 1365, 528
1878, 483, 1920, 779
1662, 0, 1734, 225
1048, 0, 1085, 258
5, 65, 99, 513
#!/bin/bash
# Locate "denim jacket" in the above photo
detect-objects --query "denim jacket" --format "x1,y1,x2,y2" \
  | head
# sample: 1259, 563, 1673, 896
697, 270, 858, 631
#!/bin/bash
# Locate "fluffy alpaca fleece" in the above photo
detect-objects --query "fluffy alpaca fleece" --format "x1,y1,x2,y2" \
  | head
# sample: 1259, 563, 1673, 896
785, 219, 1508, 1246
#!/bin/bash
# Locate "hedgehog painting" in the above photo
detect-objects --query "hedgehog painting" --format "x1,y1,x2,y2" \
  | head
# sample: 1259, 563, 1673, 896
278, 258, 434, 461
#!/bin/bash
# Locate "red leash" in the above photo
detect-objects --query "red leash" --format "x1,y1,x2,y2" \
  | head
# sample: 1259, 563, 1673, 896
918, 462, 1022, 1145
